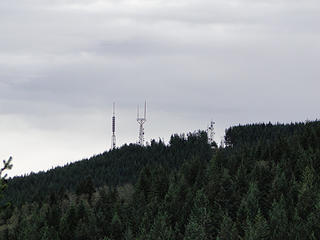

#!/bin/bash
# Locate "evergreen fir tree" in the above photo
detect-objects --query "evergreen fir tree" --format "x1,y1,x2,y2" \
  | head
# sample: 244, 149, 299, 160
269, 195, 288, 239
216, 213, 238, 240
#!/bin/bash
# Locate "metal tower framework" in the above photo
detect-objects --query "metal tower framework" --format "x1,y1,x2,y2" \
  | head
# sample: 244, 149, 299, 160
111, 102, 116, 149
207, 120, 215, 146
137, 101, 147, 146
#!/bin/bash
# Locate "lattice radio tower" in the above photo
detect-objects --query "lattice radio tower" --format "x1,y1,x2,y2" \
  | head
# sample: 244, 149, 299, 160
207, 120, 215, 147
111, 102, 116, 149
137, 101, 147, 146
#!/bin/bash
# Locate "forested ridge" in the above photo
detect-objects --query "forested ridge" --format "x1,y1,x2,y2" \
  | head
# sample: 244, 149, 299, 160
3, 132, 210, 206
1, 121, 320, 239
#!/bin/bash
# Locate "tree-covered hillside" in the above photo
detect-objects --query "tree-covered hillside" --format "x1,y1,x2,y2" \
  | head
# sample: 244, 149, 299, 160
3, 131, 211, 206
1, 121, 320, 239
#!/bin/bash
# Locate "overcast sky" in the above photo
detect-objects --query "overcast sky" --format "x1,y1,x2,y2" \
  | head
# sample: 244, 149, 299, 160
1, 0, 319, 176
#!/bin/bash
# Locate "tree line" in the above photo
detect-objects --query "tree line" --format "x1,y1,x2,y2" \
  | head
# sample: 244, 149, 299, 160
0, 121, 319, 239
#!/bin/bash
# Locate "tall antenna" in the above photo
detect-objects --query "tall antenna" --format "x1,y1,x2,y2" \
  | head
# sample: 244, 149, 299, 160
207, 120, 215, 148
137, 101, 147, 146
111, 102, 116, 149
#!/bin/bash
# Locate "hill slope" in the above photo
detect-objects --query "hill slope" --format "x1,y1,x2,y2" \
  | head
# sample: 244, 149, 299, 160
3, 131, 211, 205
1, 121, 320, 239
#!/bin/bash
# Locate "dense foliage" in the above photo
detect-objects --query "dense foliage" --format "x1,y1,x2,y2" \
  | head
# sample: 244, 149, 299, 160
1, 121, 320, 239
2, 132, 210, 206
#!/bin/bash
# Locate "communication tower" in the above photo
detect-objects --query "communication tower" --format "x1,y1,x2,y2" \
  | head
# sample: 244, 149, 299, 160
207, 121, 215, 147
111, 102, 116, 149
137, 101, 147, 146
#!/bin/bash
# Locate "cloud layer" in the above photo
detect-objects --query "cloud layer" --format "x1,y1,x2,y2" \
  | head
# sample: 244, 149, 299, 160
1, 0, 319, 176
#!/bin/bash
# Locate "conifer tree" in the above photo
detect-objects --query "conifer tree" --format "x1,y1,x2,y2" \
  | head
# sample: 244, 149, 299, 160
149, 212, 174, 240
244, 210, 269, 240
216, 213, 238, 240
111, 212, 123, 239
245, 182, 260, 222
269, 195, 288, 239
184, 189, 212, 240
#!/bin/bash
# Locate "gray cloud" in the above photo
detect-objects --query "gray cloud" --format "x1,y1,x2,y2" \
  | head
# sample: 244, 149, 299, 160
0, 0, 319, 176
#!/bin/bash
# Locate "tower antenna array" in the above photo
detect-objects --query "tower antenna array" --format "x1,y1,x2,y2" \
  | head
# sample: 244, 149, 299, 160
137, 101, 147, 146
111, 102, 116, 149
207, 120, 215, 147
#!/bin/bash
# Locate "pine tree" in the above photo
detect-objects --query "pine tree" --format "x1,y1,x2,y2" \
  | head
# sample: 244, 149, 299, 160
269, 195, 288, 239
216, 213, 238, 240
297, 166, 317, 219
123, 227, 134, 240
245, 182, 260, 223
244, 210, 269, 240
183, 189, 212, 240
148, 212, 174, 240
111, 212, 123, 240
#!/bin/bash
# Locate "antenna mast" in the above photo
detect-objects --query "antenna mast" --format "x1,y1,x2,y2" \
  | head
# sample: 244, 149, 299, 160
137, 101, 147, 146
207, 120, 215, 148
111, 102, 116, 149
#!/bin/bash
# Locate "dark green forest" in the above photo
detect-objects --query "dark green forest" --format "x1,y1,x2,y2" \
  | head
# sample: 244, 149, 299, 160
1, 121, 320, 239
